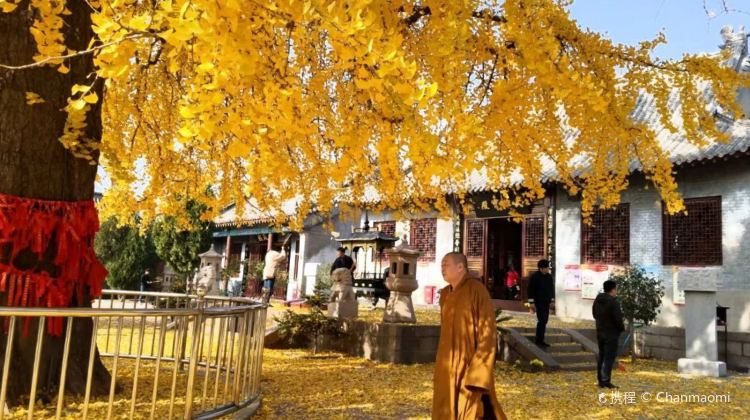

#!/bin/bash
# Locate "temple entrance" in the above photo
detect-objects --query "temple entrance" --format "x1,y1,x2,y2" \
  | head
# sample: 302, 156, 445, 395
464, 212, 548, 308
486, 218, 522, 300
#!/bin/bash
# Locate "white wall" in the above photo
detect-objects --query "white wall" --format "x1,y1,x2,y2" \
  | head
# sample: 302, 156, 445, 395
554, 158, 750, 332
287, 213, 355, 300
364, 211, 455, 305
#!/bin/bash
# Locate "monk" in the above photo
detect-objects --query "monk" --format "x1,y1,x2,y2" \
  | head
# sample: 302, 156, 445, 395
433, 252, 507, 420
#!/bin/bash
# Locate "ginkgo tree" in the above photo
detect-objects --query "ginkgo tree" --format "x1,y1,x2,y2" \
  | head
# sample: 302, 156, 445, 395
0, 0, 747, 404
6, 0, 749, 227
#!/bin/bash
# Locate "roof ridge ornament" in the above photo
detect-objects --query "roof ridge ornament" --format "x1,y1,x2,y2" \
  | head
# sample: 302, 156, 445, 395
719, 25, 749, 73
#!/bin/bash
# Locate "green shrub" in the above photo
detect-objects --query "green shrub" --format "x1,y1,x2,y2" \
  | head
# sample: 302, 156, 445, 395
313, 263, 333, 300
495, 308, 512, 328
608, 264, 665, 362
273, 290, 344, 354
273, 306, 342, 354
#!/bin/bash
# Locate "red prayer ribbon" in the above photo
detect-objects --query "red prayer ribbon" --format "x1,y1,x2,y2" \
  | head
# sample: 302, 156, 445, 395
0, 192, 107, 335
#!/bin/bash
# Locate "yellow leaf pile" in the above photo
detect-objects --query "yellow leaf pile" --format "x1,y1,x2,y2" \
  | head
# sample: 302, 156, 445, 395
4, 318, 259, 419
258, 349, 750, 419
1, 310, 746, 419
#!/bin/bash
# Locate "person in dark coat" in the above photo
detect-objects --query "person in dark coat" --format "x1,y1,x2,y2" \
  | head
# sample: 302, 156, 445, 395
527, 259, 555, 347
592, 280, 625, 388
139, 269, 151, 303
330, 247, 356, 274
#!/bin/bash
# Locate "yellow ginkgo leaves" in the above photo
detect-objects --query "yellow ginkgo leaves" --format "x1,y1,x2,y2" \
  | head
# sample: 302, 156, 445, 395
0, 0, 18, 13
25, 92, 45, 105
3, 0, 748, 228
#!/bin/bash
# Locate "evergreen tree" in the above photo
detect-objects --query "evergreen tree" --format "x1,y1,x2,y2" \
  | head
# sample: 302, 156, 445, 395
94, 217, 158, 290
608, 265, 665, 362
150, 200, 213, 275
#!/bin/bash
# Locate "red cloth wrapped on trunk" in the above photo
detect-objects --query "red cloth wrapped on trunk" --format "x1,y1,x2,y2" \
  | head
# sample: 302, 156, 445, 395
0, 192, 108, 335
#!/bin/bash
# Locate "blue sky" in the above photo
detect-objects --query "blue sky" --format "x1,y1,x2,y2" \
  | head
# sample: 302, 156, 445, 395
567, 0, 750, 59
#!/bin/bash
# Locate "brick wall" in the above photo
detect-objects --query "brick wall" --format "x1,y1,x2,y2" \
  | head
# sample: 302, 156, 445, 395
373, 220, 396, 237
634, 325, 750, 371
555, 157, 750, 333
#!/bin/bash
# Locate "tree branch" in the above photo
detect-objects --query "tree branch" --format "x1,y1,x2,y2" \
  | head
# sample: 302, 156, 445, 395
402, 6, 506, 27
403, 6, 431, 26
0, 32, 155, 71
471, 9, 507, 23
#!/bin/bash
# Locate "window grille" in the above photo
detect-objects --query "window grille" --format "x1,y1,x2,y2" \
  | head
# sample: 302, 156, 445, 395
663, 197, 722, 266
581, 204, 630, 265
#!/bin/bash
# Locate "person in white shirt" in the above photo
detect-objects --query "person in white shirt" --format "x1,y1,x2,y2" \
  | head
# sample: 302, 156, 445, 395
262, 238, 289, 304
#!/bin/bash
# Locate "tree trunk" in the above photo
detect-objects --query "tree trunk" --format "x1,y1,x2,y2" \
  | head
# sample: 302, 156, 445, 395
629, 321, 636, 364
0, 0, 111, 405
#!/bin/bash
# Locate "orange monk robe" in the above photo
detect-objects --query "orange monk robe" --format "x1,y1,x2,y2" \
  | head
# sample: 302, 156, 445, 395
432, 275, 507, 420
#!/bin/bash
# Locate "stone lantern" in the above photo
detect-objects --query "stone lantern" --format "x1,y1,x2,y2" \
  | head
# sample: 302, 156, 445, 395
195, 244, 222, 295
383, 243, 420, 323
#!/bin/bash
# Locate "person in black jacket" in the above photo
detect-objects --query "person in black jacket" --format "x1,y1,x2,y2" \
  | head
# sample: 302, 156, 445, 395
592, 280, 625, 388
330, 247, 356, 274
527, 259, 555, 347
139, 269, 151, 303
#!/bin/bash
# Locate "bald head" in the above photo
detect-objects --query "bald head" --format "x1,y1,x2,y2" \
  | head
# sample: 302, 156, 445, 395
443, 252, 467, 268
441, 252, 468, 286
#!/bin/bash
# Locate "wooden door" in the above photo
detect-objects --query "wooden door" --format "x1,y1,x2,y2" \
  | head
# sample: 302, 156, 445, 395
247, 243, 266, 264
463, 218, 487, 279
520, 214, 547, 300
521, 214, 547, 277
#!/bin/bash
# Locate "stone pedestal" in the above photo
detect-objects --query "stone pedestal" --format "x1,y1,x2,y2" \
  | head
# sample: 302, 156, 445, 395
328, 268, 358, 320
384, 291, 416, 323
383, 245, 420, 323
328, 301, 358, 319
677, 272, 726, 377
677, 357, 726, 377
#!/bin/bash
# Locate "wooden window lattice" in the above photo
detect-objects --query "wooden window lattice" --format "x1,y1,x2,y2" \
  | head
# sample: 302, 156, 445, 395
372, 221, 396, 262
663, 197, 722, 266
374, 221, 396, 238
581, 204, 630, 265
410, 218, 437, 262
524, 216, 545, 257
466, 219, 484, 258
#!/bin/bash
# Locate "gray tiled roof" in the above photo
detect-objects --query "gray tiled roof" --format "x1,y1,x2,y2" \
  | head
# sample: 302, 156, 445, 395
628, 90, 750, 167
468, 27, 750, 191
584, 27, 750, 169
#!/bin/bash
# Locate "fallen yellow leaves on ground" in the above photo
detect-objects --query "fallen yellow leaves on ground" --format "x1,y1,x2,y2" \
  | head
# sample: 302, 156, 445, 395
4, 358, 197, 419
270, 303, 594, 330
258, 349, 749, 419
3, 306, 745, 419
4, 318, 257, 419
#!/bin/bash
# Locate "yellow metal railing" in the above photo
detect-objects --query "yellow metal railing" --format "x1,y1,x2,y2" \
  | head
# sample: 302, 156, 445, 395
0, 289, 266, 419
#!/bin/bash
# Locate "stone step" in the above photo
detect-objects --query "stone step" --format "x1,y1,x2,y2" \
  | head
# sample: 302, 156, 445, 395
559, 363, 597, 372
523, 334, 572, 344
514, 327, 564, 334
554, 353, 597, 364
545, 343, 585, 353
